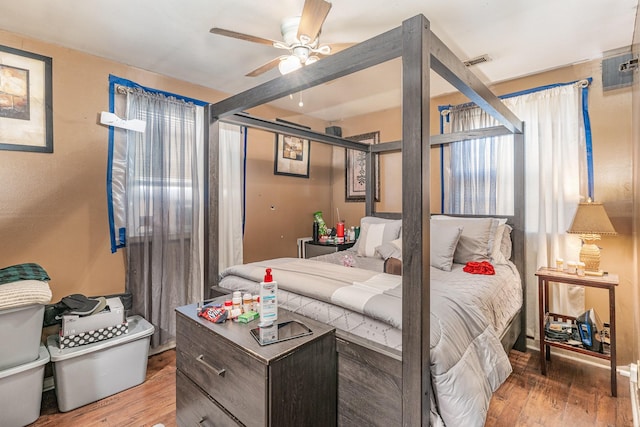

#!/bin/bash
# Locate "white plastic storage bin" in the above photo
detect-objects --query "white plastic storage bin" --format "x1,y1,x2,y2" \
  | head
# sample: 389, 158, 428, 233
46, 315, 154, 412
0, 304, 44, 370
0, 344, 49, 427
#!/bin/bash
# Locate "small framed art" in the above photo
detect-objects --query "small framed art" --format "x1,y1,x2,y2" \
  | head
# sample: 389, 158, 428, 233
274, 133, 310, 178
0, 45, 53, 153
345, 131, 380, 201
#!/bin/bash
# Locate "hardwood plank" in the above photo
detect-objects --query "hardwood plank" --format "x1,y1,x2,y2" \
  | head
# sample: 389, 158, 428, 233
33, 350, 177, 427
33, 348, 634, 427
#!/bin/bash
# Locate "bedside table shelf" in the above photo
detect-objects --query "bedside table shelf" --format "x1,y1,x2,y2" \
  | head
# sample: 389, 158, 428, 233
536, 267, 618, 396
304, 240, 355, 258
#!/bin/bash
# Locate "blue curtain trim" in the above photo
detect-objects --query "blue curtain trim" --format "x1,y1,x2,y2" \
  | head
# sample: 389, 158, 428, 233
106, 75, 209, 253
106, 77, 122, 253
437, 77, 595, 203
581, 82, 595, 199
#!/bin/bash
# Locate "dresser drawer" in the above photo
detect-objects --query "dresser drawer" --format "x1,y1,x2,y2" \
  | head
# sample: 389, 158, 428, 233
176, 370, 241, 427
176, 314, 266, 427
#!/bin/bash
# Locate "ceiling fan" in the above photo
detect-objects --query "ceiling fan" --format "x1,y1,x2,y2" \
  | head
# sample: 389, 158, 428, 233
210, 0, 351, 77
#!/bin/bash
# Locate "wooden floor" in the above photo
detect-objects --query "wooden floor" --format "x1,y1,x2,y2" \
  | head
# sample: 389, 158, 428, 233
31, 348, 633, 426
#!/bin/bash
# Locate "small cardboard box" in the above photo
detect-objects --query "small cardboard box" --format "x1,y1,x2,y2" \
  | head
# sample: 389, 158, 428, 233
59, 322, 129, 349
61, 297, 125, 337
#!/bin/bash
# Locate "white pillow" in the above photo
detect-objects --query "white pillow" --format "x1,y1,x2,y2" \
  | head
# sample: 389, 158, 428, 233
491, 223, 509, 264
391, 236, 402, 249
375, 241, 402, 260
430, 216, 495, 263
431, 215, 508, 263
355, 217, 402, 258
499, 224, 513, 261
430, 224, 463, 271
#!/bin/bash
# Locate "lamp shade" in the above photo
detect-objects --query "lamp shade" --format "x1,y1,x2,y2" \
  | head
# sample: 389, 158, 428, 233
567, 201, 616, 235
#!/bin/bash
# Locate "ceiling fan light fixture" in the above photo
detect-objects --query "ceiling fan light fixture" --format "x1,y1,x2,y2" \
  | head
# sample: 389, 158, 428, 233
278, 55, 302, 75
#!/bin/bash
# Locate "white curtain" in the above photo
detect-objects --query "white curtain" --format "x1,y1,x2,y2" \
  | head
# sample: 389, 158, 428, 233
513, 83, 587, 338
445, 107, 514, 215
124, 88, 204, 349
445, 82, 588, 339
219, 123, 244, 271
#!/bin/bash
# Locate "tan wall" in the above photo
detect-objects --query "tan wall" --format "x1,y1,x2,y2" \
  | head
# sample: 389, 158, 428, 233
325, 107, 403, 231
242, 114, 333, 263
0, 29, 331, 302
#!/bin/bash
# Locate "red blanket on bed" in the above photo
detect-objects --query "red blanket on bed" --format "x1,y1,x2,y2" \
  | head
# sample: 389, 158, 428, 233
463, 261, 495, 275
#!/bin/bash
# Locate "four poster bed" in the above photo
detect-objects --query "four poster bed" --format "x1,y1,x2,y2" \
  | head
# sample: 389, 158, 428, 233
202, 14, 525, 427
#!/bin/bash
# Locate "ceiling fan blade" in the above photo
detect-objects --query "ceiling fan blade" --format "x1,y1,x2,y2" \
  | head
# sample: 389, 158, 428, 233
210, 27, 278, 47
297, 0, 332, 42
245, 56, 284, 77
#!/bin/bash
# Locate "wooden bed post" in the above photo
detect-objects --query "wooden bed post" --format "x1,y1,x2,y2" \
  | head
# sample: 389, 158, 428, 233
401, 14, 431, 426
205, 116, 220, 300
202, 13, 526, 425
513, 129, 527, 351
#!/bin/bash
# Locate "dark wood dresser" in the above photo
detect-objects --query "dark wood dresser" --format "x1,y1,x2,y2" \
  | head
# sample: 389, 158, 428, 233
175, 301, 337, 426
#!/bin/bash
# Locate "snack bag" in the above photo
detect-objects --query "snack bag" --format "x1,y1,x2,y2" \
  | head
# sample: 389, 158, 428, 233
198, 305, 228, 323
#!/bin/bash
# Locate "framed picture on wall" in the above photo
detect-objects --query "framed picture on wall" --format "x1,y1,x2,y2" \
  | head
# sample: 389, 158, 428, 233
0, 45, 53, 153
274, 133, 311, 178
345, 131, 380, 202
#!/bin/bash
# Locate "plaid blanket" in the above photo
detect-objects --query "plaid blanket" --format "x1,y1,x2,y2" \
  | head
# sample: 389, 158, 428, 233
0, 263, 50, 285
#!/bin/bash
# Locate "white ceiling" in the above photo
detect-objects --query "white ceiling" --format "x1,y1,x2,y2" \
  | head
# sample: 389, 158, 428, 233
0, 0, 637, 121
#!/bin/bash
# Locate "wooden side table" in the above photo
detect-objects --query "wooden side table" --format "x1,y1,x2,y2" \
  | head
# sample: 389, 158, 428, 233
536, 267, 618, 396
175, 300, 337, 426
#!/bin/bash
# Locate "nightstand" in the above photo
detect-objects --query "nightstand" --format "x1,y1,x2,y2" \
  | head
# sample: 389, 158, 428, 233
304, 240, 355, 258
175, 300, 337, 426
535, 267, 618, 396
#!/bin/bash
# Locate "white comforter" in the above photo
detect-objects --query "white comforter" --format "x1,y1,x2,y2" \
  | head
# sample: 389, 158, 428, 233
219, 258, 519, 427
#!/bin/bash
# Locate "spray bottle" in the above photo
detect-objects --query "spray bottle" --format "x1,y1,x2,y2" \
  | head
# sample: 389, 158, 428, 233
258, 268, 278, 327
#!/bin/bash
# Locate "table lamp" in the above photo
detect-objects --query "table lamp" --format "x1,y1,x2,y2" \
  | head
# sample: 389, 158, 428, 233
567, 199, 617, 276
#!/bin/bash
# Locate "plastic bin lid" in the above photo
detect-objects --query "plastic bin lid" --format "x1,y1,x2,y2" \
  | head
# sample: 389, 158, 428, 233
46, 315, 155, 362
0, 344, 49, 379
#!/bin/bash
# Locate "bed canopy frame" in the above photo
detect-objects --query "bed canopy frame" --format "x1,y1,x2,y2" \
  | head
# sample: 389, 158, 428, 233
205, 14, 525, 426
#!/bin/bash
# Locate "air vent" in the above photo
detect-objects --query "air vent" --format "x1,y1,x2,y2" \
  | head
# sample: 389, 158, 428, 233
463, 54, 491, 67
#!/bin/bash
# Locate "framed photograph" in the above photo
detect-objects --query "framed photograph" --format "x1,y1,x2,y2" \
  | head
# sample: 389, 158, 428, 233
274, 133, 310, 178
0, 45, 53, 153
346, 131, 380, 202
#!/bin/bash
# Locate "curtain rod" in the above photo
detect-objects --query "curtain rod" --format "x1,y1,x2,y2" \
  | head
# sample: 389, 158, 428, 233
440, 79, 591, 116
114, 84, 198, 107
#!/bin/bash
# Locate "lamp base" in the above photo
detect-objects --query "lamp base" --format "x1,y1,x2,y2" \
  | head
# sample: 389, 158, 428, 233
584, 269, 604, 277
580, 239, 602, 275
